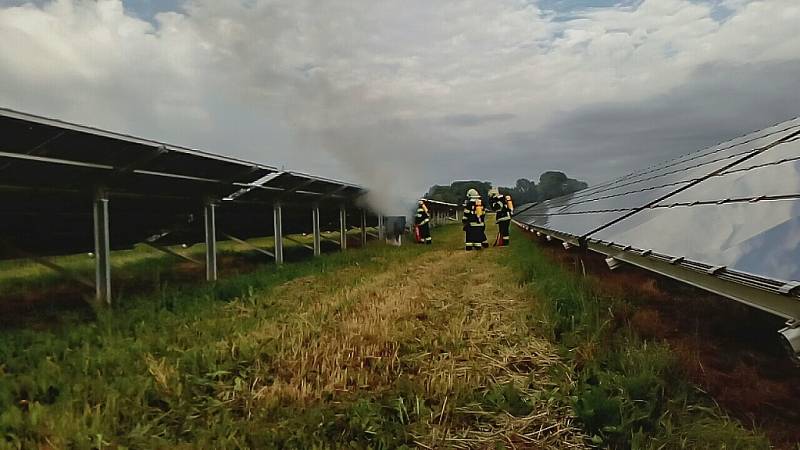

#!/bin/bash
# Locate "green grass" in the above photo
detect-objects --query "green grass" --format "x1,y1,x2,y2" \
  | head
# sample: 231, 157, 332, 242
0, 229, 368, 299
2, 221, 773, 449
0, 229, 433, 450
504, 227, 771, 449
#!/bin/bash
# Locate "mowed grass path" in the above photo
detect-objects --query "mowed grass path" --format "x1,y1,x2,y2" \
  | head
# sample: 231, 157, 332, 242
1, 221, 586, 449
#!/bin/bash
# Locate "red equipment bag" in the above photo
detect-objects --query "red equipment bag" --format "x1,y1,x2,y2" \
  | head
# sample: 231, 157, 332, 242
414, 225, 421, 243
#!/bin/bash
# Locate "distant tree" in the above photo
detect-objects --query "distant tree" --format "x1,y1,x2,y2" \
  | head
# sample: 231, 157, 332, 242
515, 178, 534, 194
426, 180, 492, 204
426, 172, 587, 208
563, 178, 589, 195
498, 178, 538, 205
537, 171, 569, 200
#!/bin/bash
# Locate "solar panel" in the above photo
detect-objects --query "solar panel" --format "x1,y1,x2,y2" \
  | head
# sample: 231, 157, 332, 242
558, 184, 689, 215
588, 128, 800, 282
230, 171, 366, 205
657, 135, 800, 205
0, 191, 205, 258
0, 108, 276, 197
589, 117, 800, 195
0, 108, 368, 267
589, 199, 800, 282
516, 117, 800, 241
562, 117, 800, 208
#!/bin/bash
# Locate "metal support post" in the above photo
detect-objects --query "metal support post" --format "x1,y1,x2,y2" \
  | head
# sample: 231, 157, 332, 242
339, 205, 347, 250
93, 192, 111, 304
377, 214, 385, 240
360, 209, 368, 247
204, 202, 217, 281
312, 205, 321, 257
273, 203, 284, 265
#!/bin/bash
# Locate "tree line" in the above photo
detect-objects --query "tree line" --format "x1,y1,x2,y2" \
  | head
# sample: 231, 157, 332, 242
425, 171, 588, 206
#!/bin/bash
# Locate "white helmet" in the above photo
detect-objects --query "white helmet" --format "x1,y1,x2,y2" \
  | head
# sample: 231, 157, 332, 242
467, 188, 479, 198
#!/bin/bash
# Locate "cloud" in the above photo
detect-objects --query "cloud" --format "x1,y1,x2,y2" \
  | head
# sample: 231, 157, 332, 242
441, 113, 517, 127
0, 0, 798, 211
503, 59, 800, 184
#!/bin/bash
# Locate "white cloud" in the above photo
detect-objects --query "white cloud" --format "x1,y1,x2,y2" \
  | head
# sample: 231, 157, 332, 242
0, 0, 798, 210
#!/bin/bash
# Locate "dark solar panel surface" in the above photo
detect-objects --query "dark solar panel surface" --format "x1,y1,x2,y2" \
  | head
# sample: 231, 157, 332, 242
0, 112, 274, 183
0, 108, 368, 260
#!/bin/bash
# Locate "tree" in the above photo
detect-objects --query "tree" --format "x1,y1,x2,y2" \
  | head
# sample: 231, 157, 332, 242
425, 172, 587, 208
426, 180, 492, 204
537, 171, 569, 200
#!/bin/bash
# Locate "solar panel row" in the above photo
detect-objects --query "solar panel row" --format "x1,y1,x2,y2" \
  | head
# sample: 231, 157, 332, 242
514, 117, 800, 327
0, 108, 374, 304
421, 198, 461, 228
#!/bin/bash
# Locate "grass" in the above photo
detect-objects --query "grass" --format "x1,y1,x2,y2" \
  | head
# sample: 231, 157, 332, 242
0, 229, 426, 449
0, 220, 777, 449
0, 229, 365, 295
1, 222, 588, 449
504, 227, 772, 449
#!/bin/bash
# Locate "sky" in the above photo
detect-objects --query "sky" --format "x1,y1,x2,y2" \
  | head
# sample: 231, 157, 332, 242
0, 0, 799, 210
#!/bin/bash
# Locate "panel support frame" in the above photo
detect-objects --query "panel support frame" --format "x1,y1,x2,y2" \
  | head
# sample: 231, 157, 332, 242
360, 209, 368, 247
377, 214, 385, 240
93, 190, 111, 305
513, 221, 800, 322
273, 202, 284, 265
312, 204, 322, 257
204, 202, 217, 282
221, 232, 275, 258
339, 205, 347, 251
143, 242, 202, 266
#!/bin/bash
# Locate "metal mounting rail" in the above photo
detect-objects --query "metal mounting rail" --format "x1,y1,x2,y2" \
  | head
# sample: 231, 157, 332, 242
513, 221, 800, 322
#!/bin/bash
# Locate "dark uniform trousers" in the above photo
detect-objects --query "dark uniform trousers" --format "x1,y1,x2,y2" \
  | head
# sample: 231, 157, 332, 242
419, 223, 432, 244
492, 195, 512, 247
463, 198, 488, 250
497, 219, 510, 246
415, 206, 432, 244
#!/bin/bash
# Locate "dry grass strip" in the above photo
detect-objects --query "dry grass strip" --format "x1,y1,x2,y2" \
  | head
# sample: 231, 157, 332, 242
222, 247, 588, 448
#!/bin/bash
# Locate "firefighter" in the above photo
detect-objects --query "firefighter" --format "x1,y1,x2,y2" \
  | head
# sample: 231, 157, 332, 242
490, 190, 514, 246
414, 199, 432, 244
462, 188, 487, 250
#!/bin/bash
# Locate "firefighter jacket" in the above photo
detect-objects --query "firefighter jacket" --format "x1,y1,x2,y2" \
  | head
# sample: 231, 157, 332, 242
491, 194, 514, 222
415, 204, 430, 226
462, 197, 486, 227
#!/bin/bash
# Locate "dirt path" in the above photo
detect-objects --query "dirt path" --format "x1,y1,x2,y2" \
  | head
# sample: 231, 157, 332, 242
228, 226, 588, 448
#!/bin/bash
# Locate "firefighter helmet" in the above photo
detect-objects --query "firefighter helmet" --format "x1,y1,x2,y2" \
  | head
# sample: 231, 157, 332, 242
467, 188, 479, 198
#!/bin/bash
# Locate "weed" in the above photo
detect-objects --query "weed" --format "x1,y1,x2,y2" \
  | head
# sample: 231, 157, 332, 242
506, 227, 771, 449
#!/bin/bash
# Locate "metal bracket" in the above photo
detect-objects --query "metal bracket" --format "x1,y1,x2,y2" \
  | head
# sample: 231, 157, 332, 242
143, 242, 202, 266
0, 240, 95, 290
778, 281, 800, 295
221, 232, 275, 258
707, 265, 727, 275
320, 233, 342, 245
284, 235, 314, 252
